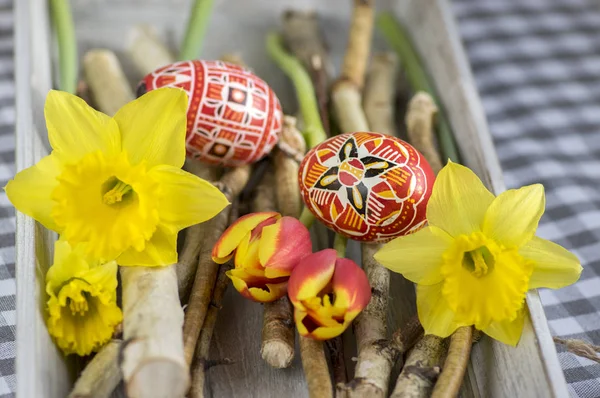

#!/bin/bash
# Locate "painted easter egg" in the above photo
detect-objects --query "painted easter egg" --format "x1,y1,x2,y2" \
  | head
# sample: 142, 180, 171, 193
138, 60, 282, 167
298, 132, 435, 242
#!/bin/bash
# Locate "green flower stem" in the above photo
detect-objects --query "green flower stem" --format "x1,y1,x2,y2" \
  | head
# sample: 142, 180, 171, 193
299, 207, 315, 229
50, 0, 77, 94
179, 0, 215, 60
377, 12, 460, 163
333, 234, 348, 258
266, 33, 327, 150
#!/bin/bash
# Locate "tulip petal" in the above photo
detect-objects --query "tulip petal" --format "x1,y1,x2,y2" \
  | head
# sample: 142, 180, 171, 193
294, 309, 347, 340
227, 269, 287, 302
117, 226, 177, 266
212, 212, 280, 263
483, 184, 545, 248
149, 165, 229, 234
332, 258, 371, 312
6, 153, 62, 232
427, 162, 495, 237
288, 249, 337, 305
260, 217, 312, 278
235, 237, 262, 271
374, 226, 451, 285
114, 87, 188, 168
521, 237, 582, 289
45, 90, 121, 162
482, 310, 525, 347
417, 282, 464, 338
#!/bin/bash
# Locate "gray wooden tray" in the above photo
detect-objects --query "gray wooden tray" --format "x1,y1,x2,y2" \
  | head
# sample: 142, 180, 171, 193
14, 0, 569, 397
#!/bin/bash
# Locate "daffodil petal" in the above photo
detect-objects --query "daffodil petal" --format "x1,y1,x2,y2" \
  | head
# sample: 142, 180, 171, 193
114, 87, 188, 168
483, 184, 545, 248
417, 282, 464, 338
427, 162, 495, 237
149, 165, 229, 234
482, 310, 525, 347
212, 212, 280, 263
45, 90, 120, 162
46, 240, 91, 296
117, 226, 177, 266
521, 237, 582, 289
374, 226, 452, 285
6, 153, 61, 231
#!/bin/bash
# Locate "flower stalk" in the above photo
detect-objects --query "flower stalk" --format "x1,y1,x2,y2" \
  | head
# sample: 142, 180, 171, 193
377, 12, 459, 163
430, 327, 472, 398
50, 0, 77, 94
179, 0, 215, 61
266, 33, 327, 149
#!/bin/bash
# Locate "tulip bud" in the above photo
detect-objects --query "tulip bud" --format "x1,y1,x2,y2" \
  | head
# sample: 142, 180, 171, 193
288, 249, 371, 340
212, 212, 312, 302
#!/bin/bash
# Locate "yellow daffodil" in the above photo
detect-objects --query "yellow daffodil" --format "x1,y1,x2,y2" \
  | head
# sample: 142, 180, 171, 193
6, 88, 229, 266
375, 162, 582, 346
46, 240, 122, 356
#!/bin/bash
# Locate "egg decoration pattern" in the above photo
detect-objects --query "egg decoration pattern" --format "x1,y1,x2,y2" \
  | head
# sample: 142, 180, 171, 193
138, 60, 282, 167
299, 132, 435, 242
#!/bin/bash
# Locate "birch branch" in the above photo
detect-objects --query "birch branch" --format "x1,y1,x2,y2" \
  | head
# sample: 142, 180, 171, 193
406, 92, 443, 174
341, 0, 375, 90
120, 265, 189, 398
391, 335, 446, 398
126, 25, 174, 78
68, 340, 122, 398
282, 10, 333, 136
363, 52, 398, 136
83, 50, 134, 116
182, 165, 251, 366
189, 263, 232, 398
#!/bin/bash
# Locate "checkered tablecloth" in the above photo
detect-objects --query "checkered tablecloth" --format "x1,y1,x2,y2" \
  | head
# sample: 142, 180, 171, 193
2, 0, 600, 397
454, 0, 600, 396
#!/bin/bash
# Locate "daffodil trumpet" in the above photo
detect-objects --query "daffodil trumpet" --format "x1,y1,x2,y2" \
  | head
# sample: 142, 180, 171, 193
45, 240, 122, 356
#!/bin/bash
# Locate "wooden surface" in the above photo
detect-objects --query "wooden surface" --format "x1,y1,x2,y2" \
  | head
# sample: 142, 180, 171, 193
15, 0, 568, 397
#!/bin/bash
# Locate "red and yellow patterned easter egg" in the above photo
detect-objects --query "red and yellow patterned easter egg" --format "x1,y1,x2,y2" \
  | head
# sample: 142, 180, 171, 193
298, 132, 435, 242
138, 60, 282, 167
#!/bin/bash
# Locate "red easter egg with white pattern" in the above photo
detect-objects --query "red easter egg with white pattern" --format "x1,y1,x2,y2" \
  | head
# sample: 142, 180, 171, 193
138, 60, 282, 167
298, 132, 435, 242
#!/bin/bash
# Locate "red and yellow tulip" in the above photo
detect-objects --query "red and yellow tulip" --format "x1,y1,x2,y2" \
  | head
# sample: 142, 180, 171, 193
212, 212, 312, 302
288, 249, 371, 340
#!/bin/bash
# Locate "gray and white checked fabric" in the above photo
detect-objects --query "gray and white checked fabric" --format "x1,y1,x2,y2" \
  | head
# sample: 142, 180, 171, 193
0, 0, 14, 396
453, 0, 600, 397
1, 0, 600, 397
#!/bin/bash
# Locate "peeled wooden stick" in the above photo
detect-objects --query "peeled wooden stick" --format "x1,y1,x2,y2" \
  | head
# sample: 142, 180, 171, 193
282, 10, 332, 135
406, 92, 443, 174
120, 266, 189, 398
391, 335, 446, 398
83, 50, 134, 116
431, 327, 473, 398
341, 0, 374, 89
68, 340, 122, 398
253, 164, 296, 369
126, 25, 174, 77
363, 53, 398, 136
182, 165, 251, 366
300, 337, 333, 398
